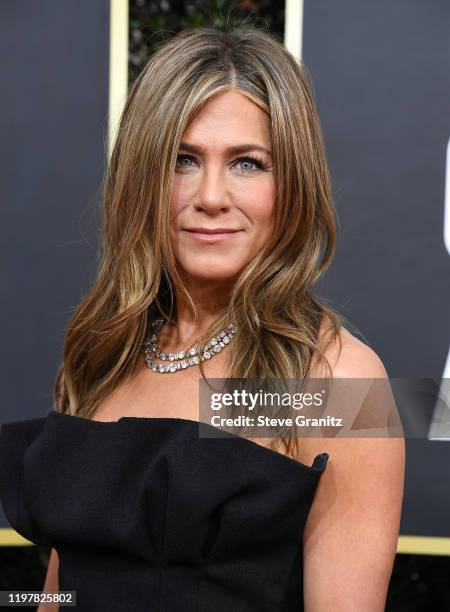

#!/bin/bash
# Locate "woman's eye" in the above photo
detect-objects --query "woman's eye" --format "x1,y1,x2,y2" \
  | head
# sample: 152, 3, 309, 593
176, 154, 194, 168
236, 156, 264, 172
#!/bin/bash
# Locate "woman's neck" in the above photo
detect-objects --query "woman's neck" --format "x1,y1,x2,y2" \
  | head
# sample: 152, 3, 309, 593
159, 281, 232, 351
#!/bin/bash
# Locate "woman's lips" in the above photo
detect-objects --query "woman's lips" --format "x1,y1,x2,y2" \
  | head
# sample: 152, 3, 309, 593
182, 229, 243, 243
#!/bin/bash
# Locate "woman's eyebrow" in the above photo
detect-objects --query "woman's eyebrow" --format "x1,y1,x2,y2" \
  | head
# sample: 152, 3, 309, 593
179, 141, 272, 157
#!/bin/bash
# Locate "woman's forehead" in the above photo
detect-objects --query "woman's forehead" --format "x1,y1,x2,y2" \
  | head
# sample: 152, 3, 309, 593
182, 91, 271, 145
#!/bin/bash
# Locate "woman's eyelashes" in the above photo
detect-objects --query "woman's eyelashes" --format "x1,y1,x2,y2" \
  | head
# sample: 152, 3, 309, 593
175, 153, 267, 173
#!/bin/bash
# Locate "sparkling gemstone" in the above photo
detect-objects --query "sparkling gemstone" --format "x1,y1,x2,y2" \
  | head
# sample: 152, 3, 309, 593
210, 337, 217, 346
158, 364, 165, 372
179, 351, 185, 359
213, 345, 221, 353
181, 361, 188, 369
223, 336, 230, 344
203, 351, 211, 359
169, 353, 175, 361
170, 364, 177, 372
189, 347, 197, 356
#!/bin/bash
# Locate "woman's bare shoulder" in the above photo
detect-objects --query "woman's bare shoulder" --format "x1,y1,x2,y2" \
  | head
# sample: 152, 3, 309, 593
296, 315, 392, 465
310, 314, 388, 379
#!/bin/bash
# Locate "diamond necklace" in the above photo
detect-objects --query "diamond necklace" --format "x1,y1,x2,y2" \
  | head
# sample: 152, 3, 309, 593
143, 318, 238, 373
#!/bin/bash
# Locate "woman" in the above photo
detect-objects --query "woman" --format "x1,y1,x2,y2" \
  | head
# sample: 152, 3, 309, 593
0, 25, 404, 611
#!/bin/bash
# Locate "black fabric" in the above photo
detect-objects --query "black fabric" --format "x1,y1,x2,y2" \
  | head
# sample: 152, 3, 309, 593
0, 411, 328, 611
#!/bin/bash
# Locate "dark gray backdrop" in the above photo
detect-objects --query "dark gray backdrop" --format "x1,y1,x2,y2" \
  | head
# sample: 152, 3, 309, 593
0, 0, 109, 530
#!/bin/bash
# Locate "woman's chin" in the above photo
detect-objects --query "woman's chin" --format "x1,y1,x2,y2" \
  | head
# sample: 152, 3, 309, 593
178, 263, 243, 283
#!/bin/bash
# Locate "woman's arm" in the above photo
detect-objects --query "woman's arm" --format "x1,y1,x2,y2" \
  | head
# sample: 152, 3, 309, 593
301, 331, 405, 610
37, 548, 60, 611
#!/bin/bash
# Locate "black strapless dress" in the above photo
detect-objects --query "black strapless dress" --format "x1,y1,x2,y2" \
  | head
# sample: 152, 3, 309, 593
0, 410, 329, 611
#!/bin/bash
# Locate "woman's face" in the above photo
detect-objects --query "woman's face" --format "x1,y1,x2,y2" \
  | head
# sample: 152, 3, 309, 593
169, 89, 275, 283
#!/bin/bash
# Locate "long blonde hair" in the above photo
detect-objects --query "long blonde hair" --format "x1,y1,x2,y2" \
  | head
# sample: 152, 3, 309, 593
54, 24, 348, 457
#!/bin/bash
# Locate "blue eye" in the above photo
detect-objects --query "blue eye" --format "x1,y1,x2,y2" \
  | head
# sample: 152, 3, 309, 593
176, 154, 193, 167
237, 156, 264, 172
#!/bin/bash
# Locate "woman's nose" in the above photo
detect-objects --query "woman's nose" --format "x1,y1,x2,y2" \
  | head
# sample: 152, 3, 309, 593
194, 165, 231, 213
